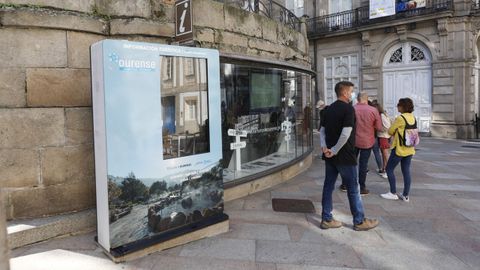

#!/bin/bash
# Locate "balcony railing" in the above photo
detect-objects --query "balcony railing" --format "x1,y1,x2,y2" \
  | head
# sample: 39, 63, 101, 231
215, 0, 301, 31
307, 0, 453, 38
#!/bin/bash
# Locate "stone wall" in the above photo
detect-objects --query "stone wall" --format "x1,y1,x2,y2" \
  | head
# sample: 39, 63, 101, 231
0, 191, 9, 269
193, 0, 310, 67
0, 0, 310, 219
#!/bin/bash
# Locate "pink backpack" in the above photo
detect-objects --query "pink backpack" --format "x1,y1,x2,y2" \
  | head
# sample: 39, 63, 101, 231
399, 115, 420, 147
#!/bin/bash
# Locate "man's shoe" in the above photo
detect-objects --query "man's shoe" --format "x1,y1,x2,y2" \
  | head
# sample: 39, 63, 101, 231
339, 184, 347, 192
360, 188, 370, 195
380, 192, 398, 200
320, 219, 343, 229
398, 194, 410, 202
354, 218, 379, 231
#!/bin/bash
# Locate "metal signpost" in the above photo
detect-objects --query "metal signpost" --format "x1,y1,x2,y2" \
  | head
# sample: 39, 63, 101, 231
281, 118, 293, 153
228, 129, 247, 171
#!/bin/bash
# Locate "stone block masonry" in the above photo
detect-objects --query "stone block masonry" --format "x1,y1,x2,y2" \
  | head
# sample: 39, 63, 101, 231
0, 0, 310, 220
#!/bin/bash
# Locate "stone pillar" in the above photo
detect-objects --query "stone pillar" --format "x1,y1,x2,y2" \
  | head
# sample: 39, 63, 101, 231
430, 16, 476, 138
0, 190, 10, 270
361, 67, 381, 101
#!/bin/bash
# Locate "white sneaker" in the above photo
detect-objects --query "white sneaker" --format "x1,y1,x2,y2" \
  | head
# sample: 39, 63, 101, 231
398, 194, 410, 202
380, 172, 387, 179
381, 192, 398, 200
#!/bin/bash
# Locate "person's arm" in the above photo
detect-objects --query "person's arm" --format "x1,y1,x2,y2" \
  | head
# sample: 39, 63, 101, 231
388, 116, 403, 136
330, 127, 352, 155
374, 111, 382, 131
320, 127, 327, 148
382, 114, 391, 131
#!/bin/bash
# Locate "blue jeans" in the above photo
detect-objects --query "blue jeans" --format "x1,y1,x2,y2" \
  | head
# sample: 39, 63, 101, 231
372, 139, 382, 170
386, 149, 413, 197
322, 161, 365, 225
357, 148, 372, 190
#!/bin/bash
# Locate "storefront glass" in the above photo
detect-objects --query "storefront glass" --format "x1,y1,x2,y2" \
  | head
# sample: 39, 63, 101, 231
219, 61, 314, 185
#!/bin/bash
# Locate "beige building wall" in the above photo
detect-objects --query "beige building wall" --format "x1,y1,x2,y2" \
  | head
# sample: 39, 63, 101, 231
310, 0, 479, 138
0, 0, 310, 220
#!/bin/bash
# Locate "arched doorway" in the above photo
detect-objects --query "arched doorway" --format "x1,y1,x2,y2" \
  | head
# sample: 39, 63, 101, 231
382, 42, 432, 132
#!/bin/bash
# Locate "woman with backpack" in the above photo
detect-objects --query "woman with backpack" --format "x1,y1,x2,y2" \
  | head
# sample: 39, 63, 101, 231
381, 98, 419, 202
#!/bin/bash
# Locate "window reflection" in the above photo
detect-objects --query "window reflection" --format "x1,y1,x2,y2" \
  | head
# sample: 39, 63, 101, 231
220, 62, 313, 183
161, 56, 210, 160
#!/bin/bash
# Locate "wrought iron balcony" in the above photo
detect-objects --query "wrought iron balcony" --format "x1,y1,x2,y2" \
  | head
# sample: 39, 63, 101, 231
307, 0, 453, 38
214, 0, 301, 31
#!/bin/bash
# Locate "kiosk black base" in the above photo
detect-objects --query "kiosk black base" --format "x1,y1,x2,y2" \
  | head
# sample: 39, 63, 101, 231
96, 213, 229, 263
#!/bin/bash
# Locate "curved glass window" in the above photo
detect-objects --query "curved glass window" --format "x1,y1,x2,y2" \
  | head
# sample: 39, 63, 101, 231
219, 61, 314, 185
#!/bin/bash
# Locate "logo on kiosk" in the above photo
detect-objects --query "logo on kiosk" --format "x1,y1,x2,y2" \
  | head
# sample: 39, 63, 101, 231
108, 52, 156, 72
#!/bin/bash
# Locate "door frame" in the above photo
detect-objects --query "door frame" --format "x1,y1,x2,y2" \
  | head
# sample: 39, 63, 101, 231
382, 41, 432, 133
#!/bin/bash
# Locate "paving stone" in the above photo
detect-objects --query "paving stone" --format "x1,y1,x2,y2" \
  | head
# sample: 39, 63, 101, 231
243, 196, 272, 210
287, 224, 310, 242
376, 230, 480, 253
416, 183, 480, 193
448, 198, 480, 210
432, 218, 479, 235
128, 254, 276, 270
424, 172, 472, 180
226, 210, 309, 226
256, 240, 364, 268
220, 223, 290, 241
270, 191, 309, 200
179, 237, 255, 261
452, 251, 480, 269
381, 216, 435, 232
300, 228, 387, 247
354, 247, 470, 270
455, 209, 480, 221
276, 265, 367, 270
224, 198, 245, 211
10, 249, 120, 270
18, 232, 97, 252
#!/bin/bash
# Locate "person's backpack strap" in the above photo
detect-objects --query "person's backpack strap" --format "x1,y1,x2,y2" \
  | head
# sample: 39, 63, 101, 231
400, 114, 417, 129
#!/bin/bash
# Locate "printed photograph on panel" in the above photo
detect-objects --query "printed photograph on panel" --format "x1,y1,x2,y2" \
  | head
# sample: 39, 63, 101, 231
105, 55, 223, 249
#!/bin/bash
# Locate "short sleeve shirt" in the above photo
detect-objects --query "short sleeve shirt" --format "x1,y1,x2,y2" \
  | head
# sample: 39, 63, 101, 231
321, 100, 357, 165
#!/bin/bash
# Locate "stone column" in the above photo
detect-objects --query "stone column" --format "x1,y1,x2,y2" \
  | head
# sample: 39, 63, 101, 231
0, 190, 10, 270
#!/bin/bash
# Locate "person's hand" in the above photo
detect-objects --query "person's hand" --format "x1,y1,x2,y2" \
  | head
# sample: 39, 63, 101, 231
322, 148, 334, 158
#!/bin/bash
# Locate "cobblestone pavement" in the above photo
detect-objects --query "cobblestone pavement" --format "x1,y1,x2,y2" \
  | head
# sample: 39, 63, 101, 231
9, 137, 480, 270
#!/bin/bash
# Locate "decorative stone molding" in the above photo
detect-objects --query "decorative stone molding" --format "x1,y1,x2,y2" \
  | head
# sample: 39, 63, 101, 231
361, 31, 372, 66
396, 25, 408, 41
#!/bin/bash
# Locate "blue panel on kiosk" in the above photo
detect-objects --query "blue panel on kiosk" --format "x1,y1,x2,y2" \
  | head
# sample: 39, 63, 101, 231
91, 40, 226, 256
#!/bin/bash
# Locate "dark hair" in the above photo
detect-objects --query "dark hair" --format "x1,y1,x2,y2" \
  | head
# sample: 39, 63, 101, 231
374, 103, 385, 114
334, 81, 354, 97
397, 98, 414, 113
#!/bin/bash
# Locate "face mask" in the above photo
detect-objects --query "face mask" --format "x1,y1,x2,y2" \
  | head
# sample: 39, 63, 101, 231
350, 92, 357, 102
